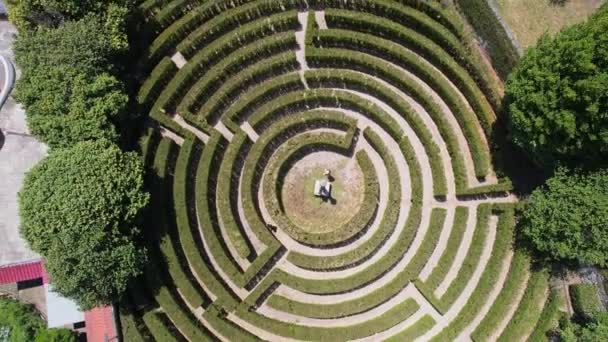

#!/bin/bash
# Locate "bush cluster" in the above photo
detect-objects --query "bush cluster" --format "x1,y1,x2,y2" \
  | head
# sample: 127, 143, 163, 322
12, 2, 149, 309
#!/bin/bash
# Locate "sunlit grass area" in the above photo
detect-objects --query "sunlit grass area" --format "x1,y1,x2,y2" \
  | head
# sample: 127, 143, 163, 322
496, 0, 603, 49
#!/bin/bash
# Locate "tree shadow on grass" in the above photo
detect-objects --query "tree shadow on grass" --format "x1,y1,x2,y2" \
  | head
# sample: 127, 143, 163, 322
490, 107, 550, 196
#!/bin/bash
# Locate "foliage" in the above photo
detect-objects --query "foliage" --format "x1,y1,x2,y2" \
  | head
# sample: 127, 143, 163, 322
18, 140, 149, 309
570, 284, 602, 321
0, 297, 44, 342
560, 312, 608, 341
18, 68, 127, 148
34, 328, 77, 342
520, 168, 608, 266
6, 0, 129, 32
0, 297, 75, 342
13, 16, 118, 76
505, 5, 608, 169
13, 17, 128, 148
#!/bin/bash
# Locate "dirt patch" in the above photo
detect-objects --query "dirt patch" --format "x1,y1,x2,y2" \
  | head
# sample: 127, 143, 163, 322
281, 151, 364, 234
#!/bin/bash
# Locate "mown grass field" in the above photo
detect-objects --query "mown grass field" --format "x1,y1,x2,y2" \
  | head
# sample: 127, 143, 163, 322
496, 0, 603, 49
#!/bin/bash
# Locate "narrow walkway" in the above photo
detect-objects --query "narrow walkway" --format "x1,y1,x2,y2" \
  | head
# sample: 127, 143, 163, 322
295, 12, 310, 89
418, 216, 499, 341
174, 114, 210, 143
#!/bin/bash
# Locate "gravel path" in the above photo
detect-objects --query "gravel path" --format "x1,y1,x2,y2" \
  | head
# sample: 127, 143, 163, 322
481, 266, 531, 342
417, 215, 499, 341
434, 204, 480, 297
456, 249, 515, 340
258, 282, 440, 327
174, 113, 210, 143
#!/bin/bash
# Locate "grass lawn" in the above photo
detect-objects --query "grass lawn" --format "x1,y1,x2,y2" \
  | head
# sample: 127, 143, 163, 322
496, 0, 604, 49
281, 158, 364, 234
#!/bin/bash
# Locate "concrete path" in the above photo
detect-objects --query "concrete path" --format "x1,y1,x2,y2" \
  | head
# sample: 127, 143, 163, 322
0, 21, 46, 266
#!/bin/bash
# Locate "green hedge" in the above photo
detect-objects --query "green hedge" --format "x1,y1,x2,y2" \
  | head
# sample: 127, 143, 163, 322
170, 137, 241, 310
285, 126, 399, 270
177, 5, 299, 58
138, 57, 178, 113
454, 0, 520, 80
386, 314, 436, 341
430, 204, 492, 314
143, 0, 254, 68
569, 283, 601, 321
262, 129, 428, 317
305, 67, 452, 195
177, 22, 299, 122
193, 52, 299, 124
235, 298, 419, 341
262, 111, 370, 248
430, 205, 516, 341
221, 72, 305, 132
471, 250, 531, 341
267, 202, 445, 320
419, 206, 469, 291
528, 289, 563, 342
119, 310, 147, 342
216, 132, 255, 260
314, 26, 495, 139
142, 253, 215, 341
194, 132, 281, 289
496, 270, 550, 342
142, 311, 179, 342
151, 137, 207, 309
152, 31, 297, 119
306, 46, 489, 185
308, 29, 510, 195
319, 3, 500, 109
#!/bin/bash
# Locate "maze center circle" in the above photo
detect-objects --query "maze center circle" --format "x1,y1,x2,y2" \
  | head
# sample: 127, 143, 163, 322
280, 151, 364, 234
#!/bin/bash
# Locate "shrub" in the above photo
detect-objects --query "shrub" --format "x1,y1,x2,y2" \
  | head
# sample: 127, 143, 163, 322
19, 140, 149, 309
570, 284, 602, 321
505, 5, 608, 169
520, 168, 608, 266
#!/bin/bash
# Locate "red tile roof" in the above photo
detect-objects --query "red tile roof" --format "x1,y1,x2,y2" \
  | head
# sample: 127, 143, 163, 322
85, 305, 117, 342
0, 259, 44, 284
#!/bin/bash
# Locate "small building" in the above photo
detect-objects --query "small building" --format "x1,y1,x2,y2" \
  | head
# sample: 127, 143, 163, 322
0, 260, 118, 341
313, 179, 332, 198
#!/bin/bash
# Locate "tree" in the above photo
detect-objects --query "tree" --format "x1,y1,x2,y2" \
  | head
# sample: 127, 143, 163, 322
560, 312, 608, 342
520, 168, 608, 266
0, 297, 75, 342
13, 17, 129, 148
35, 328, 77, 342
19, 140, 149, 309
6, 0, 130, 36
505, 5, 608, 169
16, 67, 127, 148
0, 297, 44, 342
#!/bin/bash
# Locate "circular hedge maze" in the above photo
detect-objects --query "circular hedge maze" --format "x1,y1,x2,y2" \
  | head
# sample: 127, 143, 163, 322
122, 1, 559, 341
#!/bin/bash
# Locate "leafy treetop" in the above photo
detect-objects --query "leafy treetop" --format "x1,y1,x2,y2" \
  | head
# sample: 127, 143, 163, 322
505, 4, 608, 169
19, 140, 149, 309
520, 168, 608, 267
0, 297, 76, 342
13, 16, 129, 148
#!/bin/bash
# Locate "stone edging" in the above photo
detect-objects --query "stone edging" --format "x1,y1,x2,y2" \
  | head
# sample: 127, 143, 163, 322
0, 55, 15, 110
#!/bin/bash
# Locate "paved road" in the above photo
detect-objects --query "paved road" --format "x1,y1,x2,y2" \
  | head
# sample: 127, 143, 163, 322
0, 20, 47, 266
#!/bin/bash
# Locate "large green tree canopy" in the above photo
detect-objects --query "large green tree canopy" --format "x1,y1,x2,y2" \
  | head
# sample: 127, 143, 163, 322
13, 16, 129, 148
520, 168, 608, 266
505, 5, 608, 169
6, 0, 129, 41
19, 140, 149, 309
